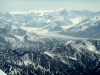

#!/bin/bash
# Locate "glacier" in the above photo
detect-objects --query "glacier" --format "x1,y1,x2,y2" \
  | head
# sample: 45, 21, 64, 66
0, 9, 100, 75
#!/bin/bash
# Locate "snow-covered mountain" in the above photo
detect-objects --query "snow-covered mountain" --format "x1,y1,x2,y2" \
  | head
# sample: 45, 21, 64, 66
65, 16, 100, 38
0, 9, 100, 75
0, 39, 100, 75
0, 9, 100, 38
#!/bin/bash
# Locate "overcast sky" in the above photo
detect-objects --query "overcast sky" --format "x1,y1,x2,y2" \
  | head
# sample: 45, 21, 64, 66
0, 0, 100, 12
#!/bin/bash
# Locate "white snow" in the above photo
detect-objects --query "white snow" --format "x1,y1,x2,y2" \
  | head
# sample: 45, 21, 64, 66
21, 26, 79, 40
5, 37, 16, 43
11, 26, 18, 30
21, 54, 33, 66
85, 41, 96, 52
70, 17, 82, 24
22, 23, 26, 26
10, 11, 28, 14
61, 24, 75, 30
24, 60, 32, 65
9, 8, 69, 15
10, 10, 54, 15
69, 17, 100, 32
47, 19, 51, 23
14, 35, 23, 41
69, 56, 77, 60
21, 26, 48, 35
44, 51, 54, 58
14, 22, 18, 24
0, 69, 7, 75
64, 40, 99, 53
64, 40, 74, 45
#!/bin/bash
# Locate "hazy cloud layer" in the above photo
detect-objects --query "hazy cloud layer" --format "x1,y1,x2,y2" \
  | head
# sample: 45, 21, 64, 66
0, 0, 100, 12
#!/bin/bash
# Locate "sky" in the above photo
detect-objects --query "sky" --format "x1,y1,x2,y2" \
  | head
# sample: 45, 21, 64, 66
0, 0, 100, 12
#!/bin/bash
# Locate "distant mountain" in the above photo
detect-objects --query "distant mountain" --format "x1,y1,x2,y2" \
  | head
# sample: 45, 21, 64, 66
65, 16, 100, 38
0, 9, 100, 38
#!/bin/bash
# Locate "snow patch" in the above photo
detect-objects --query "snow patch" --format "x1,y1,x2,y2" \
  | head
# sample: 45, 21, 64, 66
14, 35, 23, 41
21, 26, 48, 35
69, 56, 77, 60
64, 40, 98, 53
5, 37, 16, 43
44, 51, 54, 58
70, 17, 82, 24
61, 24, 75, 30
11, 26, 18, 30
0, 69, 7, 75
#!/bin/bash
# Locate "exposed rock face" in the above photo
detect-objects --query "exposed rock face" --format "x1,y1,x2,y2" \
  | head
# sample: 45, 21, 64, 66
0, 40, 100, 75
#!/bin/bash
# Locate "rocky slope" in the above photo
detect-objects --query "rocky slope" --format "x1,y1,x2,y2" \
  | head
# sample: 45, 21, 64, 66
0, 39, 100, 75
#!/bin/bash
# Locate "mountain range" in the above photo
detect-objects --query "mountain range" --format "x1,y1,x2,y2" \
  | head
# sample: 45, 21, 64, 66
0, 9, 100, 75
